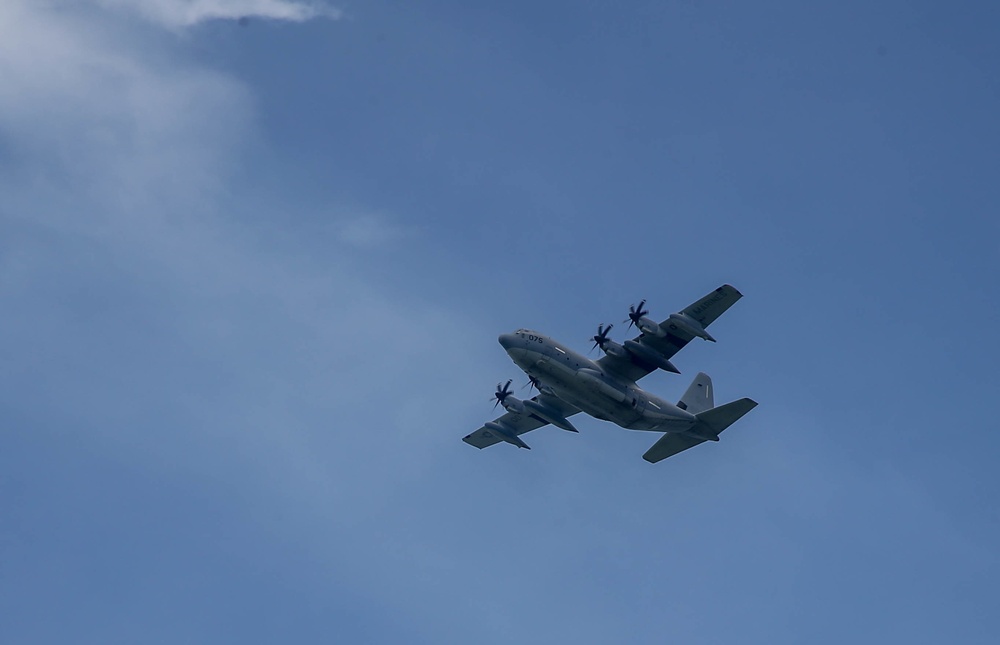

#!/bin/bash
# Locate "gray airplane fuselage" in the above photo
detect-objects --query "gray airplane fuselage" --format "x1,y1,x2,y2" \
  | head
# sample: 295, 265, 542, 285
499, 330, 695, 432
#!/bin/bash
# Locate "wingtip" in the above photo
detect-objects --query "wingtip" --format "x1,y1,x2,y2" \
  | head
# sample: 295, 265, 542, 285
721, 283, 742, 296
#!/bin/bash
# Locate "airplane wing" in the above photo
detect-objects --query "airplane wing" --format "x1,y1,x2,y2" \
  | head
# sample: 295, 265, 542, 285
463, 393, 580, 449
597, 284, 744, 383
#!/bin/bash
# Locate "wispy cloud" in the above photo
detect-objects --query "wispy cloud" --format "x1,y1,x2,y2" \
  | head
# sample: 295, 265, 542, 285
0, 0, 251, 213
90, 0, 341, 28
0, 0, 483, 513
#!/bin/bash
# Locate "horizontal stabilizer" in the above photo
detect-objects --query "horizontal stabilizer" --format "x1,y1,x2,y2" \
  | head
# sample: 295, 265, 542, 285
641, 433, 706, 463
694, 398, 757, 435
643, 398, 757, 463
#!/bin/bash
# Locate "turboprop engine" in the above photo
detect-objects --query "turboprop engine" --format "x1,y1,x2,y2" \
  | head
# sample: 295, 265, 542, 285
491, 379, 578, 433
591, 323, 628, 359
626, 300, 666, 337
592, 322, 679, 373
493, 379, 524, 414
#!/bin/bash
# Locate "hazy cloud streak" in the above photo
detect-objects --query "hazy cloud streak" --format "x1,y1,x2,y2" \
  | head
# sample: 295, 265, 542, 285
90, 0, 341, 27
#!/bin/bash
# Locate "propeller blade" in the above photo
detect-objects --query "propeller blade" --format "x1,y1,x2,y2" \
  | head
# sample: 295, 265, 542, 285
492, 379, 514, 409
522, 375, 541, 392
626, 300, 648, 328
591, 323, 614, 351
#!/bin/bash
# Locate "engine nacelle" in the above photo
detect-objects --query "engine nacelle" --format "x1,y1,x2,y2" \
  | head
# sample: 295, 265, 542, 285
484, 421, 530, 449
667, 312, 716, 342
623, 339, 681, 374
637, 317, 666, 337
523, 399, 579, 433
501, 396, 525, 414
600, 340, 629, 360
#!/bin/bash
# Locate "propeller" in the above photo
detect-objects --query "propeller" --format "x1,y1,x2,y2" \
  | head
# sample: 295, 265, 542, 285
522, 375, 542, 392
591, 323, 614, 352
493, 379, 514, 410
626, 299, 649, 330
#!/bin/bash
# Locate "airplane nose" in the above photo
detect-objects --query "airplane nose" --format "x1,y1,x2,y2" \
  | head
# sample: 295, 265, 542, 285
498, 333, 516, 350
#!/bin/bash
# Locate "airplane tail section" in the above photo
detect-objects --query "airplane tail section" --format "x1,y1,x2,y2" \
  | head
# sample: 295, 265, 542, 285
693, 398, 757, 438
643, 396, 757, 463
677, 372, 714, 414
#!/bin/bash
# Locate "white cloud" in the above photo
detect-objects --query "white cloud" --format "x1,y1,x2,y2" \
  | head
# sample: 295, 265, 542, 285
0, 5, 506, 638
0, 0, 484, 513
90, 0, 341, 27
0, 0, 251, 223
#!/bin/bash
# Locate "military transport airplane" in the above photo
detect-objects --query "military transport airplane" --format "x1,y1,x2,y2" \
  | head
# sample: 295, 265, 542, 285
462, 284, 757, 463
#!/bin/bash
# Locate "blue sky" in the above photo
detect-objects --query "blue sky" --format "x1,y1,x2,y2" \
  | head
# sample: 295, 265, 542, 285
1, 1, 998, 643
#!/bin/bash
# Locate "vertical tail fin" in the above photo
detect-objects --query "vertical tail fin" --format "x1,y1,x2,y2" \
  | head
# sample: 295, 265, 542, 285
677, 372, 714, 414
